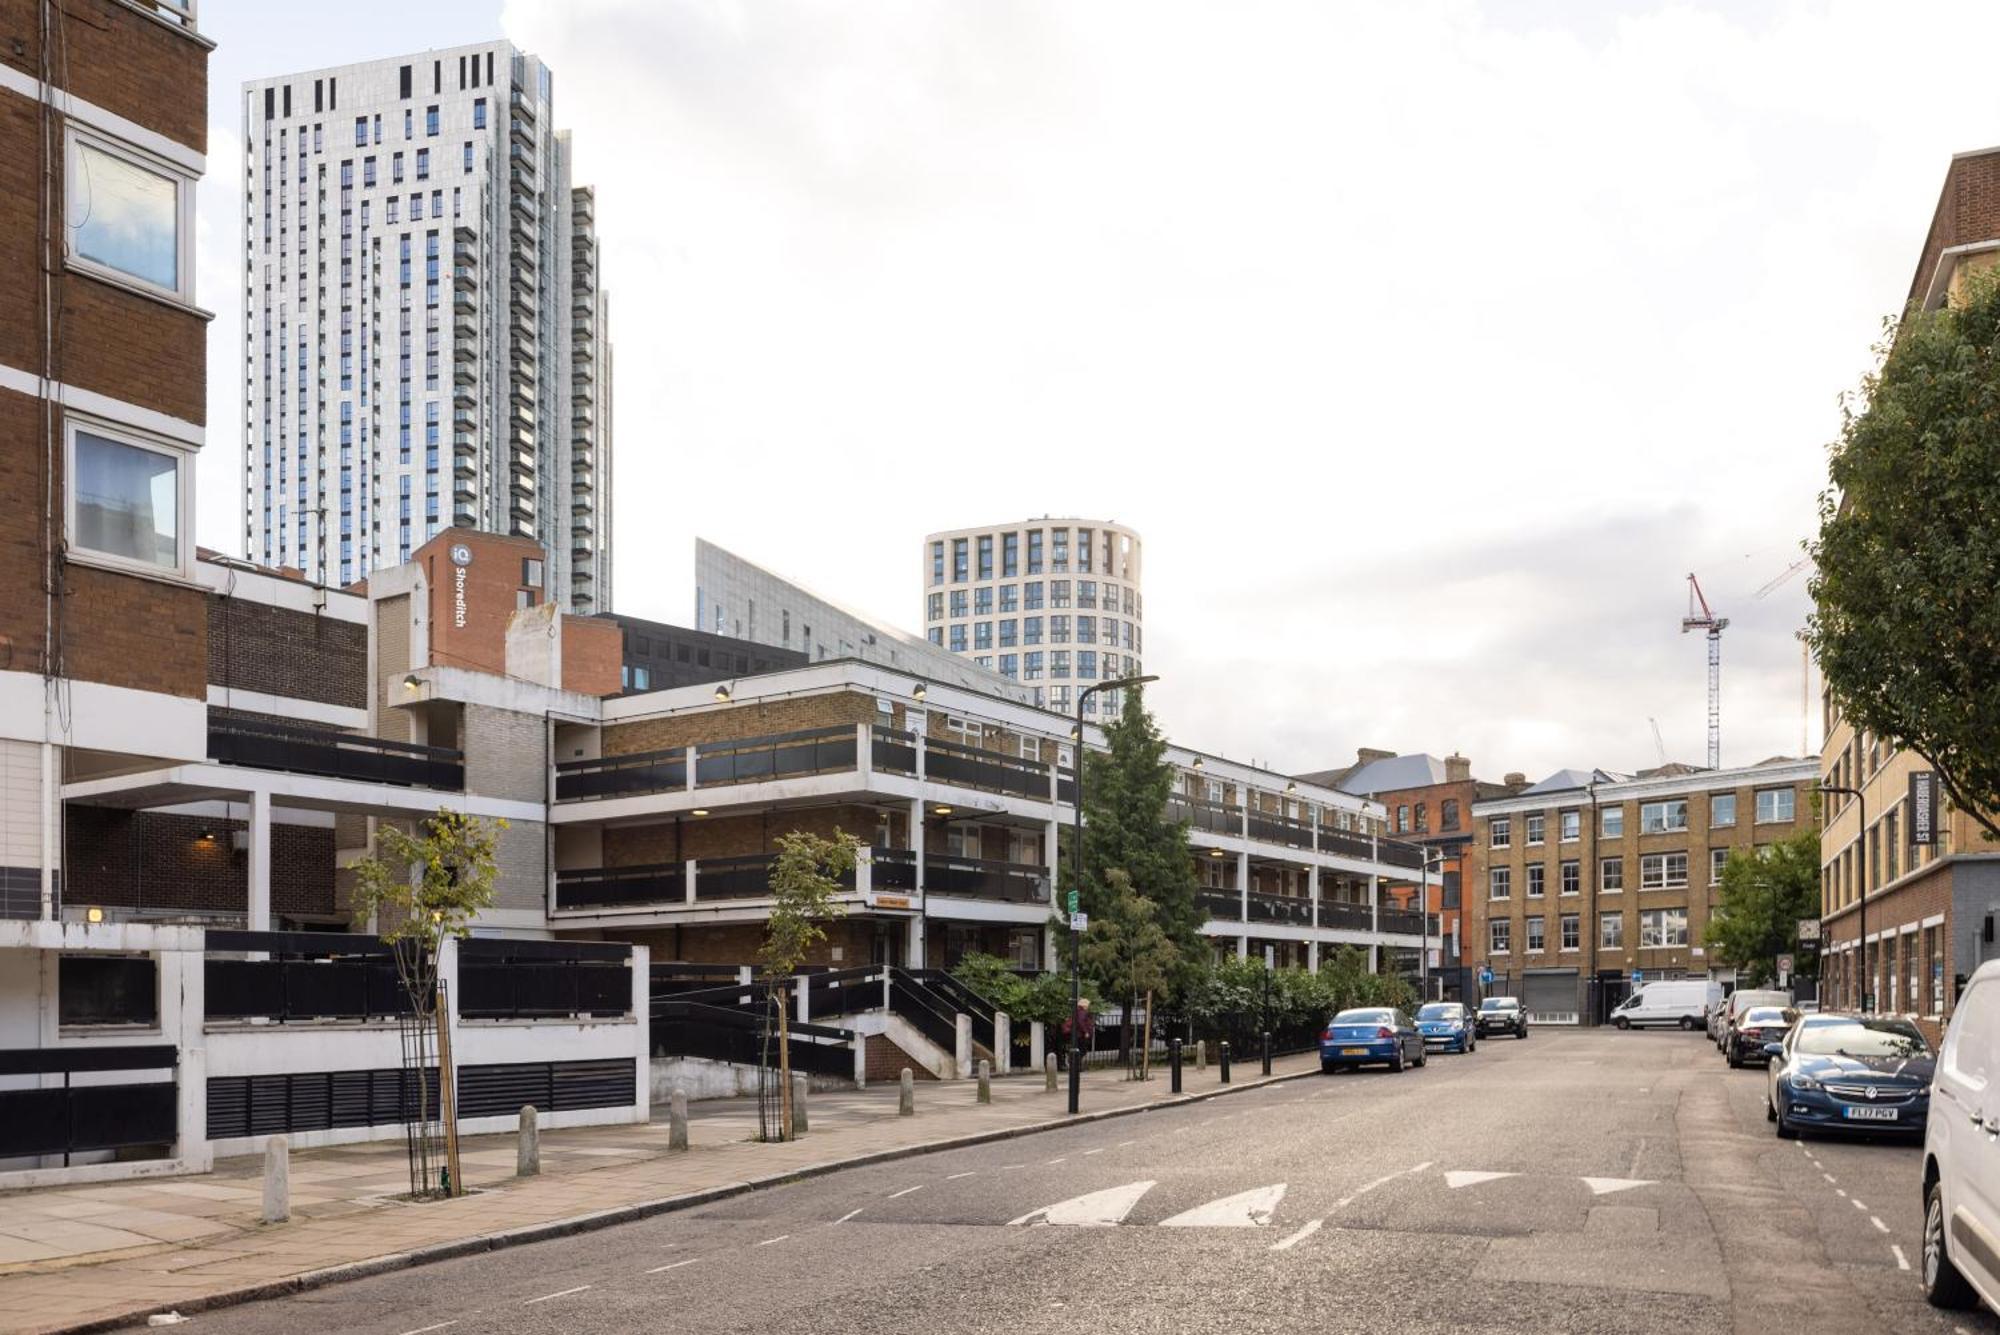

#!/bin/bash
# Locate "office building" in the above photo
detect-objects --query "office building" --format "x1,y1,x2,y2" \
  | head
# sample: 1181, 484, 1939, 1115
239, 41, 612, 609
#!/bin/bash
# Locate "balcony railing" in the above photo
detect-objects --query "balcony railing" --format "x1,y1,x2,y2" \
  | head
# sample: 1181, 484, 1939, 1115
871, 726, 917, 776
1378, 908, 1427, 936
1196, 888, 1242, 921
694, 726, 857, 787
208, 715, 463, 790
698, 853, 856, 902
1246, 810, 1315, 850
1315, 899, 1372, 930
922, 737, 1050, 800
555, 862, 683, 910
871, 846, 917, 892
1245, 891, 1314, 927
1317, 827, 1381, 862
1167, 794, 1243, 836
922, 853, 1048, 904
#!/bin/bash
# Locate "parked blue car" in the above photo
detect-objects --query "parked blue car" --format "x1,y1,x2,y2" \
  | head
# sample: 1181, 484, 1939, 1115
1416, 1002, 1477, 1054
1321, 1007, 1426, 1073
1765, 1012, 1934, 1140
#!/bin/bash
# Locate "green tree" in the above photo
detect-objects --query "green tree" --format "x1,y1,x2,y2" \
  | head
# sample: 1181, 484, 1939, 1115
1810, 272, 2000, 841
949, 952, 1080, 1029
1702, 829, 1821, 988
1077, 870, 1180, 1072
761, 830, 856, 1140
1067, 687, 1204, 987
347, 808, 505, 1197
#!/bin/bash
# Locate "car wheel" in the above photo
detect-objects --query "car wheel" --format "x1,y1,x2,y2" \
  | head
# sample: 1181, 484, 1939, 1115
1321, 1062, 1337, 1076
1614, 1016, 1629, 1030
1925, 1178, 1980, 1309
1390, 1048, 1405, 1073
1775, 1104, 1798, 1139
1519, 1026, 1529, 1039
1416, 1047, 1428, 1068
1680, 1016, 1698, 1032
1726, 1048, 1742, 1069
1765, 1096, 1776, 1123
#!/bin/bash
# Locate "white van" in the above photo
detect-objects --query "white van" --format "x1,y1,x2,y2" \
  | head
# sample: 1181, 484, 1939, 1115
1925, 958, 2000, 1312
1611, 979, 1723, 1031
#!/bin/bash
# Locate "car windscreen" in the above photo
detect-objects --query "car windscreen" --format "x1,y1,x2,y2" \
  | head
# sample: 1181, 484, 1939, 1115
1480, 998, 1517, 1012
1334, 1009, 1394, 1026
1739, 1008, 1791, 1027
1733, 992, 1788, 1012
1795, 1019, 1930, 1059
1417, 1004, 1461, 1021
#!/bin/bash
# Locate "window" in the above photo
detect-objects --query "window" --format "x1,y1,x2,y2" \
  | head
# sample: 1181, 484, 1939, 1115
1710, 793, 1737, 828
949, 624, 966, 652
927, 592, 943, 622
1489, 867, 1511, 899
931, 540, 944, 585
1490, 817, 1511, 849
1526, 865, 1545, 898
1639, 852, 1688, 890
1051, 579, 1072, 608
474, 97, 487, 129
1710, 847, 1729, 886
1601, 805, 1624, 838
1525, 813, 1546, 846
1396, 804, 1410, 833
977, 535, 993, 580
1526, 918, 1546, 953
1600, 912, 1624, 950
1441, 799, 1460, 831
1002, 532, 1019, 577
67, 420, 187, 574
1051, 615, 1070, 643
522, 556, 543, 585
1024, 581, 1044, 611
952, 538, 969, 582
998, 619, 1017, 648
1559, 809, 1580, 842
1024, 651, 1044, 681
973, 586, 993, 616
1755, 788, 1796, 824
948, 589, 967, 618
426, 105, 440, 136
66, 131, 193, 300
1600, 856, 1623, 892
1023, 616, 1043, 646
1560, 861, 1579, 896
355, 116, 368, 147
1490, 919, 1511, 954
1639, 907, 1689, 948
1640, 800, 1688, 833
416, 148, 430, 180
1560, 914, 1579, 951
999, 585, 1018, 613
1027, 529, 1044, 573
973, 622, 992, 650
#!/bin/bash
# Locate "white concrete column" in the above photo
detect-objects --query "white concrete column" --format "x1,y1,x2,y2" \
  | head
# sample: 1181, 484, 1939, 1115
796, 973, 810, 1024
247, 789, 272, 933
908, 797, 927, 966
855, 722, 872, 783
684, 745, 696, 791
684, 859, 697, 904
39, 740, 56, 920
1308, 860, 1322, 971
954, 1012, 972, 1079
1237, 850, 1250, 938
631, 945, 651, 1121
995, 1011, 1012, 1073
1030, 1020, 1045, 1071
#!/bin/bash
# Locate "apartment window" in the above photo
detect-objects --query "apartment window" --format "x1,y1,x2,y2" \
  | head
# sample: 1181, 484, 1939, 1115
1559, 861, 1579, 896
1711, 793, 1737, 828
1490, 919, 1511, 954
463, 142, 473, 173
66, 419, 188, 575
1077, 580, 1097, 609
1640, 852, 1688, 890
426, 105, 440, 136
416, 148, 430, 180
1051, 580, 1072, 608
931, 540, 944, 585
948, 589, 967, 618
1490, 817, 1511, 849
1001, 532, 1019, 577
66, 130, 194, 301
998, 619, 1017, 648
1489, 866, 1511, 899
1886, 808, 1900, 881
974, 586, 993, 616
1441, 799, 1460, 831
1051, 650, 1070, 677
952, 538, 969, 582
1600, 856, 1623, 893
1639, 907, 1689, 948
1640, 800, 1689, 834
927, 592, 943, 622
1600, 912, 1624, 950
1051, 615, 1070, 643
1560, 809, 1580, 842
1024, 581, 1044, 611
1525, 813, 1546, 846
974, 622, 993, 650
1601, 805, 1624, 838
1024, 651, 1044, 681
1053, 529, 1070, 571
1560, 915, 1580, 952
976, 535, 994, 581
1396, 804, 1410, 833
474, 97, 487, 129
1526, 918, 1546, 953
1077, 650, 1097, 679
1023, 616, 1043, 646
999, 653, 1018, 679
1414, 803, 1428, 832
999, 584, 1018, 613
1710, 847, 1729, 886
355, 116, 367, 146
949, 624, 966, 653
1755, 788, 1796, 824
1526, 865, 1545, 898
1027, 529, 1044, 573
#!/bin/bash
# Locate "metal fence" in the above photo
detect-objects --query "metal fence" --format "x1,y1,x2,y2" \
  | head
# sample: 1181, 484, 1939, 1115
0, 1045, 178, 1162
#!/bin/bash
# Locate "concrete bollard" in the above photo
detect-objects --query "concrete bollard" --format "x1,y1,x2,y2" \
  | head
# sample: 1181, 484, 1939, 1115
954, 1013, 973, 1079
1044, 1053, 1057, 1092
669, 1087, 689, 1152
899, 1067, 915, 1116
792, 1075, 809, 1135
517, 1104, 540, 1177
1196, 1039, 1207, 1071
1030, 1020, 1046, 1073
977, 1060, 991, 1104
995, 1011, 1013, 1074
261, 1136, 290, 1224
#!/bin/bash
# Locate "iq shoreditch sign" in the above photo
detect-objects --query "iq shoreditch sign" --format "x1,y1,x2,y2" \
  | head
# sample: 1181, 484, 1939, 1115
1910, 770, 1941, 846
450, 541, 473, 629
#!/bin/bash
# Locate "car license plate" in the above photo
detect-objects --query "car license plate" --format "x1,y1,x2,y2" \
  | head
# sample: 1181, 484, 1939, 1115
1843, 1106, 1899, 1121
1341, 1047, 1368, 1056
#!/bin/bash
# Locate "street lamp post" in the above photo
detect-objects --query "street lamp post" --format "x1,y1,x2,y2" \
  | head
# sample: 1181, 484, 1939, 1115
1068, 673, 1159, 1116
1420, 848, 1443, 1001
1819, 784, 1865, 1012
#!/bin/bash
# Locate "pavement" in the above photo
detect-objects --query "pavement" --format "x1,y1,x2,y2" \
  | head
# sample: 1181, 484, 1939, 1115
157, 1029, 2000, 1335
0, 1050, 1308, 1334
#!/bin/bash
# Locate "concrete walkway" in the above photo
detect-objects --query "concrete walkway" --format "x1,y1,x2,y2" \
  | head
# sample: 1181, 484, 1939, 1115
0, 1052, 1318, 1334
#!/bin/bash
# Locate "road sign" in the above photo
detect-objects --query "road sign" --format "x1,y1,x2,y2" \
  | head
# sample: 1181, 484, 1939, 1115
1777, 953, 1795, 978
1912, 771, 1941, 845
1480, 967, 1494, 986
1631, 970, 1644, 985
1066, 889, 1079, 914
1069, 912, 1088, 932
1797, 919, 1821, 942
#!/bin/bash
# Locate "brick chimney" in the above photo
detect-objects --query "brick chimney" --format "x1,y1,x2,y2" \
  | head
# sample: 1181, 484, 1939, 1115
1504, 771, 1527, 788
1445, 753, 1471, 783
1356, 747, 1394, 765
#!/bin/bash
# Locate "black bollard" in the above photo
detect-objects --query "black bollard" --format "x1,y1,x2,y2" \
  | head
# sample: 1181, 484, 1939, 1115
1170, 1037, 1183, 1093
1262, 1030, 1272, 1076
1219, 1040, 1232, 1084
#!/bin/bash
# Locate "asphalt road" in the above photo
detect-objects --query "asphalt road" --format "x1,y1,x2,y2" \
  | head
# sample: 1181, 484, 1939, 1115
173, 1029, 2000, 1335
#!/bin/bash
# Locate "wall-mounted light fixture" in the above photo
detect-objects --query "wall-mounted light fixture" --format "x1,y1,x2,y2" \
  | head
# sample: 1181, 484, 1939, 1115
713, 683, 732, 703
1191, 756, 1204, 771
403, 673, 422, 691
912, 682, 927, 703
85, 906, 104, 924
691, 808, 710, 817
934, 805, 953, 816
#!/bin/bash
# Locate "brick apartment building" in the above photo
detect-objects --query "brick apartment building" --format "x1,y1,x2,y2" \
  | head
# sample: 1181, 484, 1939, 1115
1468, 758, 1818, 1024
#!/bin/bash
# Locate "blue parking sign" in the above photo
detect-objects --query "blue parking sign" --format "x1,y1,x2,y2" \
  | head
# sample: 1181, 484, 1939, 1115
1480, 967, 1493, 986
1631, 970, 1643, 985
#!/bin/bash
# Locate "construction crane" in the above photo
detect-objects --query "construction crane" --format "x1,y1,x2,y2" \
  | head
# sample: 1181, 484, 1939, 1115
1681, 573, 1729, 769
1648, 717, 1668, 768
1756, 555, 1810, 600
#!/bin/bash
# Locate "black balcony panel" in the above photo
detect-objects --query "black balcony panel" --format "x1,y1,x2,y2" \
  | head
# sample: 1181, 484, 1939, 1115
922, 853, 1048, 903
870, 847, 918, 892
871, 727, 917, 776
1246, 811, 1315, 850
1317, 900, 1375, 931
1245, 891, 1314, 927
208, 714, 463, 790
556, 863, 684, 910
1196, 888, 1243, 922
695, 727, 858, 787
923, 738, 1051, 800
556, 748, 687, 801
1168, 794, 1243, 836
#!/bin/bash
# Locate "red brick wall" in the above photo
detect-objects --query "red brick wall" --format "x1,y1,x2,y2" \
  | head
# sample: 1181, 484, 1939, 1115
561, 613, 621, 697
605, 693, 882, 757
64, 807, 337, 920
866, 1034, 938, 1082
0, 0, 208, 154
208, 596, 367, 707
416, 529, 548, 678
1910, 151, 2000, 309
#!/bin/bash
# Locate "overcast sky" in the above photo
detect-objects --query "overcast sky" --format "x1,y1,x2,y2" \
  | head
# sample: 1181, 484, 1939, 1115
193, 1, 1995, 783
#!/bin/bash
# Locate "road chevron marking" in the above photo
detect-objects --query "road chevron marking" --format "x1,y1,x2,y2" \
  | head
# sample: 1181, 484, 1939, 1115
1270, 1219, 1321, 1251
1159, 1183, 1287, 1228
1444, 1170, 1518, 1190
1009, 1180, 1155, 1227
1581, 1177, 1656, 1197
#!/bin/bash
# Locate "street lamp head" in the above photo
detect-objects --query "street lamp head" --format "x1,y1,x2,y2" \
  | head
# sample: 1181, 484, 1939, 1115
912, 682, 926, 702
713, 683, 732, 704
1190, 756, 1204, 772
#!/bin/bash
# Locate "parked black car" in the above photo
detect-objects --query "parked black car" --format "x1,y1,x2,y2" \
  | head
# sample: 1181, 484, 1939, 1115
1725, 1005, 1797, 1068
1475, 996, 1528, 1039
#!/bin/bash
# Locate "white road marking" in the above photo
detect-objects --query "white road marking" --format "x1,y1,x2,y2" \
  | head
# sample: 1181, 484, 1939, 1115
1082, 1147, 1104, 1155
756, 1235, 790, 1246
1582, 1177, 1655, 1197
647, 1259, 700, 1273
1270, 1218, 1322, 1251
1160, 1183, 1287, 1228
399, 1325, 456, 1335
1823, 1174, 1837, 1184
832, 1208, 864, 1225
888, 1185, 925, 1199
1046, 1157, 1068, 1165
1837, 1189, 1849, 1198
947, 1171, 977, 1180
524, 1286, 590, 1305
1009, 1180, 1156, 1227
1336, 1162, 1434, 1210
1871, 1216, 1890, 1234
1117, 1140, 1136, 1148
1444, 1170, 1518, 1189
1852, 1198, 1867, 1211
1893, 1244, 1911, 1271
999, 1164, 1023, 1171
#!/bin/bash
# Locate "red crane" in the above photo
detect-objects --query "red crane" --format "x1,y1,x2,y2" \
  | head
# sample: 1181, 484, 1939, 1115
1681, 574, 1729, 769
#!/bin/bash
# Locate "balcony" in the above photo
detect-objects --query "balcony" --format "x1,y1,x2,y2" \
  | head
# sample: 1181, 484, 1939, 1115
511, 116, 534, 146
1167, 794, 1243, 837
1318, 900, 1374, 931
453, 263, 477, 290
1246, 891, 1314, 927
922, 736, 1049, 800
1378, 908, 1427, 936
208, 714, 463, 790
923, 854, 1049, 904
510, 188, 536, 219
1246, 809, 1315, 850
452, 288, 475, 314
554, 852, 868, 912
509, 143, 536, 176
1196, 888, 1242, 921
511, 87, 537, 120
696, 727, 856, 786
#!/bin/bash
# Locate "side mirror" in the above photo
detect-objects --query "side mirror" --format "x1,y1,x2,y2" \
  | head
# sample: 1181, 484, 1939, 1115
1762, 1043, 1784, 1057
